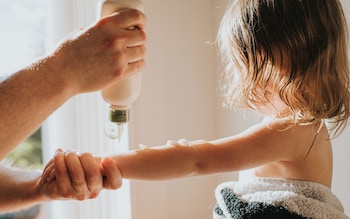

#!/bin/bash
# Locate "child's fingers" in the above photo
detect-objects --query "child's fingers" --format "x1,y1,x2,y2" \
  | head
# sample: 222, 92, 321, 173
40, 161, 55, 184
101, 157, 123, 190
41, 158, 54, 177
47, 168, 56, 182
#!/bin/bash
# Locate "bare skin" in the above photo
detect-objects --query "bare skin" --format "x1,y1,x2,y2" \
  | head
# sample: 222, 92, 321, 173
0, 9, 146, 212
103, 118, 332, 187
0, 9, 146, 159
40, 63, 333, 192
43, 117, 332, 188
0, 150, 122, 212
252, 120, 332, 187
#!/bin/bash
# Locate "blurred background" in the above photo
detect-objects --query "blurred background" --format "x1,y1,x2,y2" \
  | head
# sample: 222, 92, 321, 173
0, 0, 349, 218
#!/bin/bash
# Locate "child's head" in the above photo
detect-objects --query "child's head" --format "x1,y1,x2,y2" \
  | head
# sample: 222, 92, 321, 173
218, 0, 350, 133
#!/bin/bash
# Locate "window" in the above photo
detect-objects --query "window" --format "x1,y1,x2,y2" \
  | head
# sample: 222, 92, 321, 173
0, 0, 45, 76
0, 1, 46, 218
0, 0, 45, 171
4, 129, 42, 169
1, 1, 131, 218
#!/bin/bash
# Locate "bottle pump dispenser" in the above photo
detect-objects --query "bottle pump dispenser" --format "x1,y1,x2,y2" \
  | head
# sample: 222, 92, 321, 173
99, 0, 144, 140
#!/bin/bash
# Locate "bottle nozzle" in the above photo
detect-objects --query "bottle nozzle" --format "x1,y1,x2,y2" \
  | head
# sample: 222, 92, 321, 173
104, 108, 129, 140
105, 122, 125, 140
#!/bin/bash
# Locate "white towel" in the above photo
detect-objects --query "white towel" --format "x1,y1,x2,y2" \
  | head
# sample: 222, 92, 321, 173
213, 178, 349, 219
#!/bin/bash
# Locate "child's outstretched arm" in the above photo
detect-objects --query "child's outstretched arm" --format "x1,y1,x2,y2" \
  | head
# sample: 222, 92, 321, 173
42, 119, 319, 183
102, 119, 313, 181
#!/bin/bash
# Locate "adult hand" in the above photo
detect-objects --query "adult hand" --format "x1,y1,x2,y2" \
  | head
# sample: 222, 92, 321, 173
0, 9, 147, 160
47, 8, 147, 95
41, 149, 122, 201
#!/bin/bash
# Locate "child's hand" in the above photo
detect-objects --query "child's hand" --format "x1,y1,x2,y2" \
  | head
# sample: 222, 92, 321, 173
40, 149, 122, 201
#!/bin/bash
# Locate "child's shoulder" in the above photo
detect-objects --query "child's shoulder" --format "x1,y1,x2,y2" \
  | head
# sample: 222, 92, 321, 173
244, 116, 312, 139
244, 117, 328, 160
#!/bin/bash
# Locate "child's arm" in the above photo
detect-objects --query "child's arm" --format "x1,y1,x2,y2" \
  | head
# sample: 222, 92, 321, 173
105, 119, 308, 181
41, 119, 313, 183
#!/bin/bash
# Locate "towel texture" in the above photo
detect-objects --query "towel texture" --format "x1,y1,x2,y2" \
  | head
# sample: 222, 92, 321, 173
213, 178, 349, 219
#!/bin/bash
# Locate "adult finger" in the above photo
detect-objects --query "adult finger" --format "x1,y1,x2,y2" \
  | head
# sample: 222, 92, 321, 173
124, 29, 147, 48
79, 152, 103, 198
64, 151, 88, 196
54, 149, 74, 199
123, 45, 146, 75
108, 9, 146, 31
125, 44, 147, 62
126, 59, 146, 76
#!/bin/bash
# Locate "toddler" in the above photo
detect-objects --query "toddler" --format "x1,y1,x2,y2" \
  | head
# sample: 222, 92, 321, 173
43, 0, 350, 218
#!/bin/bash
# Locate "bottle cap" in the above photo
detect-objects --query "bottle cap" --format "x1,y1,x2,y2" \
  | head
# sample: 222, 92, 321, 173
109, 108, 129, 123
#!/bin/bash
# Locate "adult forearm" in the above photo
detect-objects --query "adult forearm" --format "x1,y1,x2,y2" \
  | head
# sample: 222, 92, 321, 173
0, 165, 46, 213
0, 9, 147, 159
0, 56, 74, 159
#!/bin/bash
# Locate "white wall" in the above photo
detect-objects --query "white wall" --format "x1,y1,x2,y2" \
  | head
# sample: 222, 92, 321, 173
130, 0, 236, 219
332, 0, 350, 215
332, 128, 350, 216
131, 0, 350, 218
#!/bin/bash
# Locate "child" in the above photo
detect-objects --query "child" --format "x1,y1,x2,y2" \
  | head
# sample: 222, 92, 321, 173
42, 0, 350, 218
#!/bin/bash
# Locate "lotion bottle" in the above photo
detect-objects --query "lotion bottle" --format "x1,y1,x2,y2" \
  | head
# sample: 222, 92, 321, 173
98, 0, 144, 140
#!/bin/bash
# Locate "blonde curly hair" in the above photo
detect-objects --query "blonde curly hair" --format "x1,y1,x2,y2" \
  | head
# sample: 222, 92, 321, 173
218, 0, 350, 135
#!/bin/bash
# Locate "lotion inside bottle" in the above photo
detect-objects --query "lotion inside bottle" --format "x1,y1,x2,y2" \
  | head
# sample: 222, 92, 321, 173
98, 0, 144, 140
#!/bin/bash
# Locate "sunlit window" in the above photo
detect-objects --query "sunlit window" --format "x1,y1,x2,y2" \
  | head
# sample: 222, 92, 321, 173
0, 0, 45, 167
0, 0, 45, 75
0, 0, 46, 218
1, 1, 132, 218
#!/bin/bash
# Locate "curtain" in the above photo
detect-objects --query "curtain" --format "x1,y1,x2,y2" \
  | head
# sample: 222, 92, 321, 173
41, 0, 132, 218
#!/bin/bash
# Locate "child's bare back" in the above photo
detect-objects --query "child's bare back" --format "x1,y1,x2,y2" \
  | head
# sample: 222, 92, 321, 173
251, 119, 333, 187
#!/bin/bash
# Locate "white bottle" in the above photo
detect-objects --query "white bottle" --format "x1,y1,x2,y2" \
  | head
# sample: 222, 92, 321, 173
98, 0, 144, 139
